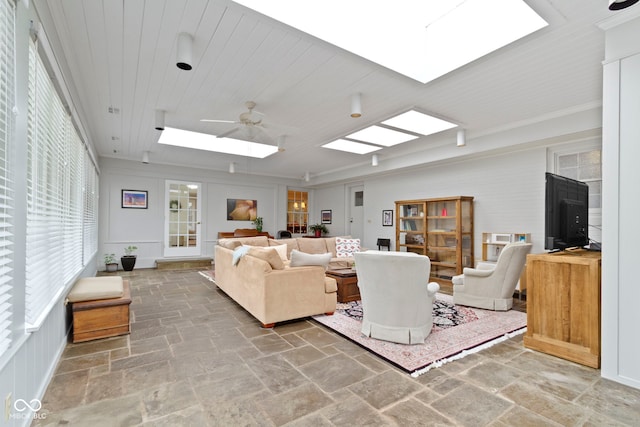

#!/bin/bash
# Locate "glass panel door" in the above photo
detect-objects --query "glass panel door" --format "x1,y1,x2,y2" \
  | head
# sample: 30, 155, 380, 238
164, 180, 201, 257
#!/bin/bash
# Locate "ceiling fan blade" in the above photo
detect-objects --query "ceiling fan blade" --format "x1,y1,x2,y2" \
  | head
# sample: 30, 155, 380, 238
200, 119, 237, 123
217, 127, 241, 138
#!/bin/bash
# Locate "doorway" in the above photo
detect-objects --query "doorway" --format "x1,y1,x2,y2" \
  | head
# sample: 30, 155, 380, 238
348, 185, 364, 240
164, 180, 201, 257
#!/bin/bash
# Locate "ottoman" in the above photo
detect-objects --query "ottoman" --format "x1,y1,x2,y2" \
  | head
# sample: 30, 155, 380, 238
67, 276, 132, 343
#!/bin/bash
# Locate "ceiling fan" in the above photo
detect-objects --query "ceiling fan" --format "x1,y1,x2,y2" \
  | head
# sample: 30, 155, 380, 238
200, 101, 267, 140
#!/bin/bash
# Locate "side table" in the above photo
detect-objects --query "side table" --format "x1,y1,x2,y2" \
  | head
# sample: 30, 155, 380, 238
326, 268, 360, 303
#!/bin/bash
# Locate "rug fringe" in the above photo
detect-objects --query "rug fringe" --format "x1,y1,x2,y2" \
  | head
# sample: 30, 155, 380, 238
198, 271, 216, 283
410, 327, 527, 378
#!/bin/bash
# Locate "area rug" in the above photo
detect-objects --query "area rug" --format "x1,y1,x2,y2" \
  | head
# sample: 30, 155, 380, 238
312, 294, 527, 377
199, 270, 216, 283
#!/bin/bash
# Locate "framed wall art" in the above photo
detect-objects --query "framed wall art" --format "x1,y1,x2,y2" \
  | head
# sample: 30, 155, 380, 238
382, 209, 393, 226
321, 210, 332, 224
227, 199, 258, 220
122, 190, 148, 209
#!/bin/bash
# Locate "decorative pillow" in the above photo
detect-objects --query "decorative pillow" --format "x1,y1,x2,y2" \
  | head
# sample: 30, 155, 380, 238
289, 249, 331, 269
335, 237, 361, 258
270, 244, 288, 261
247, 247, 285, 270
219, 239, 243, 250
232, 246, 250, 266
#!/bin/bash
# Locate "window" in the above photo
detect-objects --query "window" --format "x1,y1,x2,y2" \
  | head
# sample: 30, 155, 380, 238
287, 190, 308, 234
0, 0, 15, 356
25, 37, 98, 329
549, 141, 602, 243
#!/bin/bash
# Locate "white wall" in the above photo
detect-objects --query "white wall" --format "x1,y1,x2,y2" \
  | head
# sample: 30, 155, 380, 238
316, 147, 548, 258
99, 158, 308, 267
601, 14, 640, 390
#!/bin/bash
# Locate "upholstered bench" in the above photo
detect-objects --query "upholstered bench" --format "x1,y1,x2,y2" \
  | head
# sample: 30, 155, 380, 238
67, 276, 132, 343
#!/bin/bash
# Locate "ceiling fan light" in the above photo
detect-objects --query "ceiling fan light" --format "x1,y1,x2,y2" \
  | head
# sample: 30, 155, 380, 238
176, 32, 193, 70
154, 109, 165, 131
229, 162, 235, 174
372, 154, 379, 166
304, 171, 310, 182
351, 93, 362, 118
142, 151, 149, 164
277, 135, 286, 152
608, 0, 639, 9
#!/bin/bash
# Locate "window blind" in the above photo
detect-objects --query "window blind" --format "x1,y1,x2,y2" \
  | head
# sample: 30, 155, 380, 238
0, 0, 15, 356
25, 37, 95, 328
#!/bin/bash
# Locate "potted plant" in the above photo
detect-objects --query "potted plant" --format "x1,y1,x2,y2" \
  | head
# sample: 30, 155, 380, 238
121, 245, 138, 271
104, 253, 118, 272
252, 216, 263, 233
309, 223, 329, 237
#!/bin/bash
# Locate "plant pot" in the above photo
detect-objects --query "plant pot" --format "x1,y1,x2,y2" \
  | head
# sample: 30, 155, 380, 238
121, 255, 137, 271
314, 229, 321, 237
105, 263, 118, 272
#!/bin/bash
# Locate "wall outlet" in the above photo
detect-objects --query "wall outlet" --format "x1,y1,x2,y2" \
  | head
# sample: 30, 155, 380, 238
4, 393, 11, 421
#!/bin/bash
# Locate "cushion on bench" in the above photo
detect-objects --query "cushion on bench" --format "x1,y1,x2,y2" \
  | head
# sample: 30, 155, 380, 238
66, 276, 124, 303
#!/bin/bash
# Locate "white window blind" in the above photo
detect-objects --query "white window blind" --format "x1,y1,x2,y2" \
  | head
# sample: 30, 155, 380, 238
83, 150, 98, 264
25, 37, 95, 328
0, 0, 15, 356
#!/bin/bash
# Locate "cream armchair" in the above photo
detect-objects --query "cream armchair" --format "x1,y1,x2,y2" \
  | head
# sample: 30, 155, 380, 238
354, 251, 440, 345
452, 242, 532, 311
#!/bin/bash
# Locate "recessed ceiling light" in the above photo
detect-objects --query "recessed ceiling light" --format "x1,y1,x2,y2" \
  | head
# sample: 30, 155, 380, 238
382, 110, 457, 136
234, 0, 547, 84
158, 127, 278, 158
346, 125, 418, 147
322, 139, 381, 154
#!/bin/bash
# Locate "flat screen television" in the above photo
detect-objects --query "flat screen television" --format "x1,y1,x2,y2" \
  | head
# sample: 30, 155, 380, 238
545, 172, 589, 251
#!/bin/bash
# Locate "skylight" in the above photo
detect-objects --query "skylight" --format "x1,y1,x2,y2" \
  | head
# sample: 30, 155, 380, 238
322, 139, 381, 155
382, 110, 457, 136
346, 126, 418, 147
158, 127, 278, 158
234, 0, 547, 84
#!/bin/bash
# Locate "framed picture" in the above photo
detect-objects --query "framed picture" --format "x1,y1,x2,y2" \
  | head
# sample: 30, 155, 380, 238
382, 210, 393, 226
227, 199, 258, 221
321, 209, 332, 224
122, 190, 148, 209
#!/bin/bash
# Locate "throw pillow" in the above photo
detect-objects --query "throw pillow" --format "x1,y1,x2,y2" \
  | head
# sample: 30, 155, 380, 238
270, 244, 288, 261
232, 246, 250, 266
247, 247, 285, 270
335, 237, 361, 258
289, 249, 331, 269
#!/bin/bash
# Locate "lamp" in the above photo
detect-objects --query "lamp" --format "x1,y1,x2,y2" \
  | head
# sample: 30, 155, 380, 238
351, 93, 362, 118
372, 154, 379, 166
229, 162, 235, 174
304, 171, 310, 182
154, 109, 165, 131
277, 135, 286, 152
142, 151, 149, 164
457, 129, 466, 147
609, 0, 639, 9
176, 32, 193, 70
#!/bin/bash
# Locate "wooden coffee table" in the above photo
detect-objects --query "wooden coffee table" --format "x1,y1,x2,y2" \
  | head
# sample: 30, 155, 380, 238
326, 268, 360, 303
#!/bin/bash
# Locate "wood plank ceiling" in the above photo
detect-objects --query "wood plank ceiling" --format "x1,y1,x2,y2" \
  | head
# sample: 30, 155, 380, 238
34, 0, 625, 182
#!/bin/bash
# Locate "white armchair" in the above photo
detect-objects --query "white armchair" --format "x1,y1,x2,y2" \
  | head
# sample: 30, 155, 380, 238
354, 251, 440, 345
452, 242, 532, 311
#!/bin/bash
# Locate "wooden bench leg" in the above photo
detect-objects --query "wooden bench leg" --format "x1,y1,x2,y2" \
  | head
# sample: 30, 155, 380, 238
261, 323, 275, 329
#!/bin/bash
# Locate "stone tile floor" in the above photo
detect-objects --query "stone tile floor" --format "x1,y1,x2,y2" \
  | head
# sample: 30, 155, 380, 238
34, 268, 640, 426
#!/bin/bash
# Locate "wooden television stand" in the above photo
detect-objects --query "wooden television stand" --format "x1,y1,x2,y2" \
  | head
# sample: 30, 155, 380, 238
523, 249, 601, 368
